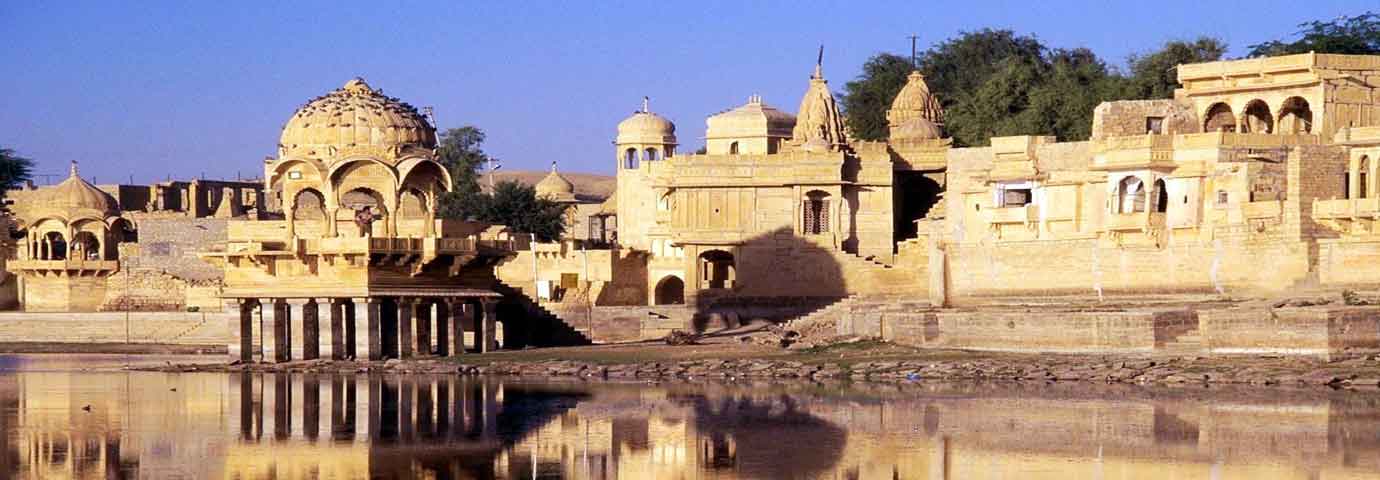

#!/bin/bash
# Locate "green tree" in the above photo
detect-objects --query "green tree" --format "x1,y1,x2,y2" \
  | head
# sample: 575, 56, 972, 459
840, 53, 914, 141
1248, 12, 1380, 57
0, 147, 35, 199
435, 126, 496, 221
1125, 37, 1227, 99
462, 180, 566, 242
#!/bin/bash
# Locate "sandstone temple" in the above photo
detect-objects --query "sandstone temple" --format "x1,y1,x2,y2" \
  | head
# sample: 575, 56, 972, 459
4, 52, 1380, 360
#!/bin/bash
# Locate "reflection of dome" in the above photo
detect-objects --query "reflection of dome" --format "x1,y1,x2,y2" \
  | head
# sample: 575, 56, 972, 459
279, 77, 436, 161
35, 162, 117, 215
616, 101, 677, 145
887, 71, 945, 141
535, 163, 577, 203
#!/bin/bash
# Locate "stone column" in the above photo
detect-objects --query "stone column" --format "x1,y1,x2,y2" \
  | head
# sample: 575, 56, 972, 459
448, 300, 468, 357
302, 299, 320, 360
480, 299, 498, 353
303, 373, 320, 441
329, 299, 344, 360
356, 298, 383, 361
270, 299, 291, 363
415, 301, 432, 356
325, 207, 339, 238
434, 301, 450, 357
288, 299, 307, 361
397, 298, 415, 359
232, 299, 254, 362
344, 300, 358, 359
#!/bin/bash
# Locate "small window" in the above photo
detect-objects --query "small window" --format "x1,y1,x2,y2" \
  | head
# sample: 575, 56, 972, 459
1146, 117, 1164, 135
729, 142, 739, 154
287, 171, 303, 180
1001, 189, 1032, 207
1216, 190, 1229, 206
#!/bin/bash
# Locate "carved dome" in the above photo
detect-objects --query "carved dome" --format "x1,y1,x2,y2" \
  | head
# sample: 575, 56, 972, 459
792, 63, 847, 149
616, 100, 677, 145
887, 71, 945, 141
535, 163, 577, 203
35, 162, 117, 216
278, 77, 436, 162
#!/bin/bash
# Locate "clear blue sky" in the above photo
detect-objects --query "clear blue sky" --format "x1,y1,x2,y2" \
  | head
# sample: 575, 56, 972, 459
0, 1, 1370, 185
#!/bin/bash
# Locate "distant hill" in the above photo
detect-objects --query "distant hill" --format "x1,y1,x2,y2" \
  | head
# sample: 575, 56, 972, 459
481, 170, 615, 202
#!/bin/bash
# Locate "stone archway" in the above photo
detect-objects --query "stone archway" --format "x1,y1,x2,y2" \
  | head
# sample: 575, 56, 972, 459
655, 275, 685, 305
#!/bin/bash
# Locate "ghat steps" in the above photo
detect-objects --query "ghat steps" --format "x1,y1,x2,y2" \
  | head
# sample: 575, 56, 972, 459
492, 280, 593, 346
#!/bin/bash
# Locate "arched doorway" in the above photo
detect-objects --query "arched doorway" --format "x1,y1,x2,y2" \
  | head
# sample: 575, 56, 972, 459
341, 188, 387, 237
894, 172, 942, 241
1278, 97, 1313, 134
1154, 179, 1169, 213
43, 232, 67, 260
698, 250, 735, 290
1203, 103, 1236, 132
802, 190, 831, 235
655, 276, 685, 305
71, 231, 100, 261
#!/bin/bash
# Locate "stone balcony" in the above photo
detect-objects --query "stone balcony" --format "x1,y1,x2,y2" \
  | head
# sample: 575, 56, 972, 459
1092, 132, 1321, 172
984, 204, 1039, 227
1104, 212, 1166, 233
8, 258, 120, 273
1314, 197, 1380, 220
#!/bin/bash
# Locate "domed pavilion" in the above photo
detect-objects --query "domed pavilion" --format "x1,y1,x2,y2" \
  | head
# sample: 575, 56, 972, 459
9, 162, 131, 311
207, 78, 557, 364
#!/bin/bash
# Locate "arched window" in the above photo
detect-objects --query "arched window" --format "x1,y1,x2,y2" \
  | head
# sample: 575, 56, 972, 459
729, 142, 739, 154
644, 148, 659, 162
698, 250, 735, 290
802, 190, 830, 235
1361, 155, 1372, 199
1154, 179, 1169, 213
1241, 100, 1273, 133
292, 188, 326, 220
341, 188, 387, 237
1203, 103, 1236, 133
397, 188, 427, 218
623, 148, 639, 169
71, 231, 100, 261
1278, 97, 1313, 134
654, 276, 685, 305
43, 232, 67, 261
1117, 177, 1146, 213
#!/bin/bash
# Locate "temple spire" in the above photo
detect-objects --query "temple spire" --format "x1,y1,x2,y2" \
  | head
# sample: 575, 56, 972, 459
642, 96, 650, 113
69, 161, 79, 178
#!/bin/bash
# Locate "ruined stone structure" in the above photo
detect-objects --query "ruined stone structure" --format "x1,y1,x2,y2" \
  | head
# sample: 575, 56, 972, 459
202, 78, 545, 363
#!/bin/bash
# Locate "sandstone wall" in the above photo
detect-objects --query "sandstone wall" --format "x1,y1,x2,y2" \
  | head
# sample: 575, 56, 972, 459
0, 311, 229, 345
1200, 306, 1380, 359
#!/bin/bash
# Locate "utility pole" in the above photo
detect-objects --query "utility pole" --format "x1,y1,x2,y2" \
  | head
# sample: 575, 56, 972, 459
485, 157, 502, 190
908, 34, 920, 68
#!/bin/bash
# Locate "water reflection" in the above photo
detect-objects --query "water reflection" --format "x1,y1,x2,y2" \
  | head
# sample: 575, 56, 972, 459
3, 366, 1380, 479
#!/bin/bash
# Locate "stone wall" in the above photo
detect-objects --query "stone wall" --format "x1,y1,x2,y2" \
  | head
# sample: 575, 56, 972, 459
100, 214, 229, 312
1090, 100, 1198, 139
1200, 306, 1380, 359
838, 302, 1195, 353
0, 311, 229, 345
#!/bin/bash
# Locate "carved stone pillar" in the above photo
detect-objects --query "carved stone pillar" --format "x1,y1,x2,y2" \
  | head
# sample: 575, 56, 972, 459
480, 299, 498, 353
302, 298, 320, 360
356, 298, 382, 361
415, 300, 432, 356
397, 298, 415, 359
329, 299, 345, 360
434, 301, 449, 357
448, 300, 468, 356
271, 299, 291, 363
231, 299, 255, 362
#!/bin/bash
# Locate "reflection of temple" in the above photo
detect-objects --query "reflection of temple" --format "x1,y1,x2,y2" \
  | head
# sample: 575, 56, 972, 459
8, 372, 1380, 478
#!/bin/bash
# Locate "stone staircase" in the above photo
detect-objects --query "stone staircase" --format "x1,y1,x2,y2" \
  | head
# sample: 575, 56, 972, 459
786, 295, 860, 331
836, 252, 922, 297
492, 280, 593, 347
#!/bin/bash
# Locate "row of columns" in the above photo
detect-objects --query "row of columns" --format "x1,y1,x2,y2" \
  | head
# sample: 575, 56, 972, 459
231, 296, 500, 363
230, 373, 501, 443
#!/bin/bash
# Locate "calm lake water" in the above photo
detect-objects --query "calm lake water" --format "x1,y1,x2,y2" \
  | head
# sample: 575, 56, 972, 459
2, 355, 1380, 479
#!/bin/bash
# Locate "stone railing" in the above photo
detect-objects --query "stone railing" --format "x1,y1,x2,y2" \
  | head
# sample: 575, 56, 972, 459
985, 204, 1038, 226
1314, 197, 1380, 220
9, 258, 120, 272
1104, 212, 1165, 232
1091, 133, 1174, 153
1242, 200, 1285, 220
1177, 53, 1314, 80
1176, 132, 1321, 150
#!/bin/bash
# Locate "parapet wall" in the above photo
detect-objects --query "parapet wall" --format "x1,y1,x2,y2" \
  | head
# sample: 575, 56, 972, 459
1200, 306, 1380, 359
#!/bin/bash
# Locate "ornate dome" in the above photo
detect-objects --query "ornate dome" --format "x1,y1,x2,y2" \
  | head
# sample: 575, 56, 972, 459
616, 98, 677, 145
887, 71, 945, 141
278, 77, 436, 162
34, 162, 117, 216
535, 162, 577, 203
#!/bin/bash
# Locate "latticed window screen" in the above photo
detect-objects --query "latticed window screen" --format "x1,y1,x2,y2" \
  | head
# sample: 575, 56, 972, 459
803, 199, 829, 234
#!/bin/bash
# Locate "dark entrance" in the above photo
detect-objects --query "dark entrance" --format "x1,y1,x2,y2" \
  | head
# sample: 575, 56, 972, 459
894, 171, 943, 242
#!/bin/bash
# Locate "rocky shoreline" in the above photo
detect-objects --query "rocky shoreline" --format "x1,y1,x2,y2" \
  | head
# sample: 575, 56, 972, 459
138, 352, 1380, 390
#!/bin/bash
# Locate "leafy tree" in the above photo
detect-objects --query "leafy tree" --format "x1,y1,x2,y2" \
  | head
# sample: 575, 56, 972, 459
460, 180, 566, 242
0, 147, 34, 199
435, 126, 490, 196
1248, 12, 1380, 57
840, 53, 914, 141
1124, 37, 1228, 99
